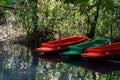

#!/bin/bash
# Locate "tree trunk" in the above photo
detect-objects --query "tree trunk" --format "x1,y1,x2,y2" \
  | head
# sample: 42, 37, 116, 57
31, 0, 39, 47
87, 0, 101, 38
32, 0, 38, 32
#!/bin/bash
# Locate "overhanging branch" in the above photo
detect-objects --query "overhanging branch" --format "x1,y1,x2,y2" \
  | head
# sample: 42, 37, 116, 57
0, 5, 15, 9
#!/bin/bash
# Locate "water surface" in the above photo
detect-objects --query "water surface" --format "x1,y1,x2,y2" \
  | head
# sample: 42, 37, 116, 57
0, 42, 120, 80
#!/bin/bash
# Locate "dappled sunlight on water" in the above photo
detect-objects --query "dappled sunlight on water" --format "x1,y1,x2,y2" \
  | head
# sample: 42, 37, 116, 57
0, 42, 120, 80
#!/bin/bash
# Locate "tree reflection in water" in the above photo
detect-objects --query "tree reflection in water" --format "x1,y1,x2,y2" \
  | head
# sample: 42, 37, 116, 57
0, 42, 120, 80
0, 42, 39, 80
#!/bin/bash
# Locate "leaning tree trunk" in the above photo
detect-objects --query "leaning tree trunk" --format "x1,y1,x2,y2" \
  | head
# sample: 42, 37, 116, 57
87, 0, 101, 38
31, 0, 39, 47
32, 0, 38, 32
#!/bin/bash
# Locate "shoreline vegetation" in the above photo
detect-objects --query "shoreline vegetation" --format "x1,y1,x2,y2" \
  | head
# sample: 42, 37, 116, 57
0, 24, 120, 46
0, 0, 120, 47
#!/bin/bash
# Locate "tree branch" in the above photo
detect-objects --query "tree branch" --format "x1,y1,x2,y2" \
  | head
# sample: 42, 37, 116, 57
87, 0, 101, 38
0, 5, 15, 9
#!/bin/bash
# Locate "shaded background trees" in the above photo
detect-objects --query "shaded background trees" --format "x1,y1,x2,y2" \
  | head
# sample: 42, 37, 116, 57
0, 0, 120, 46
0, 0, 120, 80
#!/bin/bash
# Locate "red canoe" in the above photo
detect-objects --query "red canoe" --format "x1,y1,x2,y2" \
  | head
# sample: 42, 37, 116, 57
35, 36, 91, 53
81, 42, 120, 59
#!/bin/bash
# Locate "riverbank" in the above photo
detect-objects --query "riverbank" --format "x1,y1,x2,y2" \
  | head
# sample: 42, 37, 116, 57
0, 25, 25, 43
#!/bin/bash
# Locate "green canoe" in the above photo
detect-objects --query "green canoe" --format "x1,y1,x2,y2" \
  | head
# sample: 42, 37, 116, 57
62, 38, 111, 55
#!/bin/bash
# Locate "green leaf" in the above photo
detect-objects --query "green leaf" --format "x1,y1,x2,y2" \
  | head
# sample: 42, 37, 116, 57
0, 0, 6, 4
101, 0, 114, 12
0, 0, 11, 5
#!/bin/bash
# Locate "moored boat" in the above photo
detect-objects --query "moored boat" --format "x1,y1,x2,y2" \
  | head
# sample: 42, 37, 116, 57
62, 38, 111, 56
81, 42, 120, 59
35, 36, 90, 53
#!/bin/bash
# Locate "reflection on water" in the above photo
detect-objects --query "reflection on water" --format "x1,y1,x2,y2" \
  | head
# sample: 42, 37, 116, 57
64, 59, 120, 74
0, 42, 120, 80
38, 53, 68, 64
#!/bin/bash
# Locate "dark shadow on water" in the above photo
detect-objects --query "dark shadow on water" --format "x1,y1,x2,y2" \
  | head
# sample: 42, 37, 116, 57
63, 57, 85, 66
26, 47, 39, 80
38, 53, 68, 64
81, 60, 120, 74
37, 52, 120, 74
63, 58, 120, 74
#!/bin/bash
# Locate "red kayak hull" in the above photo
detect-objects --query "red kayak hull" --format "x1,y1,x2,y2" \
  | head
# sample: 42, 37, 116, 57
81, 42, 120, 59
35, 36, 91, 53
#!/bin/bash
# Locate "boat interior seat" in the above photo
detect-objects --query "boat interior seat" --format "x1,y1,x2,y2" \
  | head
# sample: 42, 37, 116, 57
92, 44, 102, 47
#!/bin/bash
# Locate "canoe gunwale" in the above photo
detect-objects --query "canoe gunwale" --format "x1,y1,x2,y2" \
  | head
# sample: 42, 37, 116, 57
81, 42, 120, 59
36, 36, 90, 53
62, 38, 111, 56
58, 37, 88, 46
42, 36, 89, 47
71, 38, 111, 48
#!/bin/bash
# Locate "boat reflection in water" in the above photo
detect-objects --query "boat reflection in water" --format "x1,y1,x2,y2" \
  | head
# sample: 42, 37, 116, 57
38, 53, 68, 64
64, 58, 120, 74
38, 53, 120, 74
81, 60, 120, 74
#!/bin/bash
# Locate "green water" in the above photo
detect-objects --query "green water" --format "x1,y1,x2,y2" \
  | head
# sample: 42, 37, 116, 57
0, 42, 120, 80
